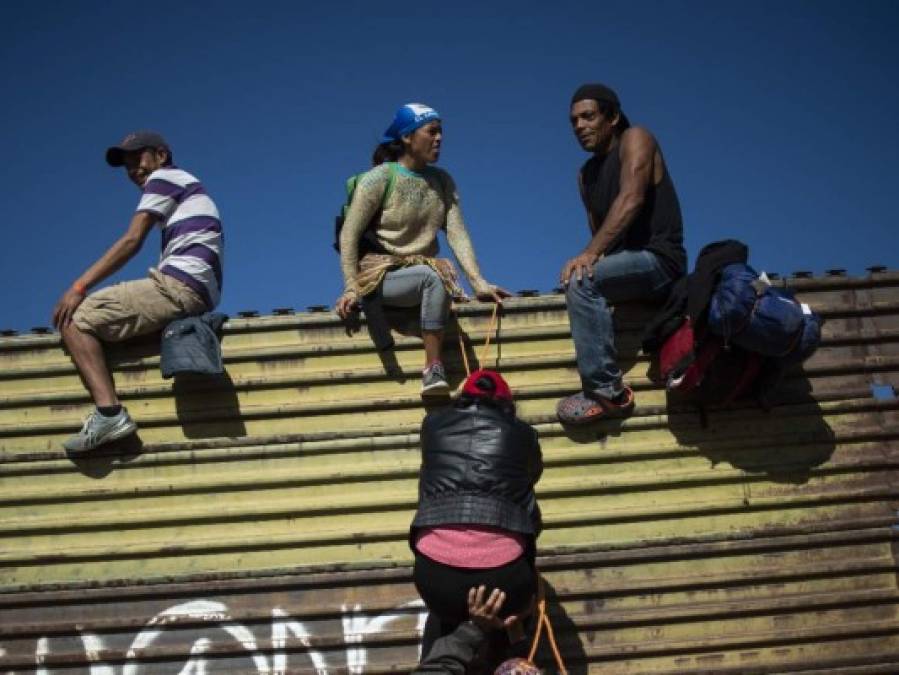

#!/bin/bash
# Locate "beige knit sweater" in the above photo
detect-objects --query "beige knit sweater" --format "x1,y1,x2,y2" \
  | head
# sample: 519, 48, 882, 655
339, 163, 490, 297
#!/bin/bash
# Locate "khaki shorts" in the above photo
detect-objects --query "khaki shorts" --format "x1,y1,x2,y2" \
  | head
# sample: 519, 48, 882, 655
73, 269, 208, 343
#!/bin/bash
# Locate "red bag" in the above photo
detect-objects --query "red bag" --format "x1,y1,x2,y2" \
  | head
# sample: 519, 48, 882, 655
659, 318, 761, 407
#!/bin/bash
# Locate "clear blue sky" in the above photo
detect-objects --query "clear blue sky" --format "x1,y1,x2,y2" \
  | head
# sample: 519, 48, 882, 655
2, 0, 897, 331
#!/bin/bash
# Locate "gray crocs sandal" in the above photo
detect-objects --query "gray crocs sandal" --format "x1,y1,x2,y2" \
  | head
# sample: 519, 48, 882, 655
556, 388, 635, 425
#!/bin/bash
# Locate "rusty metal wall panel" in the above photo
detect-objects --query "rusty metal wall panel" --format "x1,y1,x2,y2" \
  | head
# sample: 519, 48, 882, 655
1, 532, 898, 673
1, 271, 898, 673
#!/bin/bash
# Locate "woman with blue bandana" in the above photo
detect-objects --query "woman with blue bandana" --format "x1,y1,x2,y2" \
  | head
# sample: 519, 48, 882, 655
335, 103, 509, 395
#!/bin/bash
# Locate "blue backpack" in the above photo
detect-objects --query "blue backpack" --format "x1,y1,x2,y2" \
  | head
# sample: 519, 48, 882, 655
708, 263, 821, 362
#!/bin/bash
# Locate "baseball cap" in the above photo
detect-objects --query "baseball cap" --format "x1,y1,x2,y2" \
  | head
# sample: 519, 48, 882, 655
105, 131, 170, 167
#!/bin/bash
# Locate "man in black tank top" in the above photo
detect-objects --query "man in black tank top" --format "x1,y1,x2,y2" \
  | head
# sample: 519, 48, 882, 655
556, 83, 687, 425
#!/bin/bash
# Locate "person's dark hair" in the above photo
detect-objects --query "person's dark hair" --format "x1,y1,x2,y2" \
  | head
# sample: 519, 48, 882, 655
595, 100, 630, 134
455, 392, 516, 417
145, 145, 174, 167
372, 139, 404, 166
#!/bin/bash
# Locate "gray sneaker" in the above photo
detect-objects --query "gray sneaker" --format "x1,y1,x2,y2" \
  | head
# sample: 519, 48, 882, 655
63, 408, 137, 452
421, 362, 450, 396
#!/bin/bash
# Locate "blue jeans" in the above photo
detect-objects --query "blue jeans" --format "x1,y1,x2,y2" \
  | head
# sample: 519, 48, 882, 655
566, 250, 673, 399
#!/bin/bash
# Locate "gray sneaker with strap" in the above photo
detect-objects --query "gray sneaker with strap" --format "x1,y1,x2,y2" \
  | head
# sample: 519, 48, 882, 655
421, 362, 450, 396
63, 408, 137, 452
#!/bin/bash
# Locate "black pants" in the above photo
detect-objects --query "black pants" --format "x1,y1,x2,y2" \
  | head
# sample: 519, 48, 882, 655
414, 551, 537, 662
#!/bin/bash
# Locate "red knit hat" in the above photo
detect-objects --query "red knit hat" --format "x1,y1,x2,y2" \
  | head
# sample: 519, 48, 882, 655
461, 369, 512, 401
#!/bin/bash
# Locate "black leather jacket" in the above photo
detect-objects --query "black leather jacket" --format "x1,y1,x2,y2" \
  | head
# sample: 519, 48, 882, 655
410, 401, 543, 552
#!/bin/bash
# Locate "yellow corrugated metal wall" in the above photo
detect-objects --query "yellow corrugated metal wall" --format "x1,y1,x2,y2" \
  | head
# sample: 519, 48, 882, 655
0, 270, 897, 673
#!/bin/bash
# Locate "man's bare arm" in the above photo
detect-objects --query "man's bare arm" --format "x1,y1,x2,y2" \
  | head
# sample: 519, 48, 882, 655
52, 211, 158, 328
560, 128, 657, 284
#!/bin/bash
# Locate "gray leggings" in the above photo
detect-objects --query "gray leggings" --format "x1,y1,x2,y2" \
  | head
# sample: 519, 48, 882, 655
378, 265, 451, 331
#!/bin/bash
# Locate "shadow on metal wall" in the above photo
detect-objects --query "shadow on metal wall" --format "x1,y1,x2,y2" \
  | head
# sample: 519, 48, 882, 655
343, 306, 491, 387
66, 432, 144, 478
666, 374, 836, 484
172, 371, 248, 439
340, 307, 406, 383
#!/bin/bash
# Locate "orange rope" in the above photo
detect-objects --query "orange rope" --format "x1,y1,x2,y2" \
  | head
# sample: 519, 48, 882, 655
457, 330, 471, 378
526, 593, 544, 663
526, 578, 568, 674
457, 302, 500, 378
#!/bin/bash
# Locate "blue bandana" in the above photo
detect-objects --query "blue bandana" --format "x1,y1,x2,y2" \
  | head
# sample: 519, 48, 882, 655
382, 103, 440, 143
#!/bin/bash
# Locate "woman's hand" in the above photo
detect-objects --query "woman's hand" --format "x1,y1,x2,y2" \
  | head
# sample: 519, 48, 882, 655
475, 284, 512, 305
334, 292, 359, 320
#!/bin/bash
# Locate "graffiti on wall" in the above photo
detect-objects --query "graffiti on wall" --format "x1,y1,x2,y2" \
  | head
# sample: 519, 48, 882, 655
10, 597, 427, 674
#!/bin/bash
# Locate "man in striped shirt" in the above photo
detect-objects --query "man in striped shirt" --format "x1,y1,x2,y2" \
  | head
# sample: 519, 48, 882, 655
52, 131, 224, 452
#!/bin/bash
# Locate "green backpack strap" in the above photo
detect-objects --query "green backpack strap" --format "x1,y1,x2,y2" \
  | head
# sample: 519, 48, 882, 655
335, 163, 399, 253
346, 162, 397, 208
381, 162, 398, 210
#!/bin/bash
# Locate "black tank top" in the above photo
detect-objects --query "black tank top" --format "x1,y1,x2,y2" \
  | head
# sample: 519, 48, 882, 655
581, 144, 687, 279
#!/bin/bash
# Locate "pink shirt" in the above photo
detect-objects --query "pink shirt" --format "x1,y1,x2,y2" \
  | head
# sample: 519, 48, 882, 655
415, 525, 526, 569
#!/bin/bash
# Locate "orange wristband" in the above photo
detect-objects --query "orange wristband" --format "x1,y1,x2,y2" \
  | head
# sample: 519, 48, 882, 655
72, 281, 87, 296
